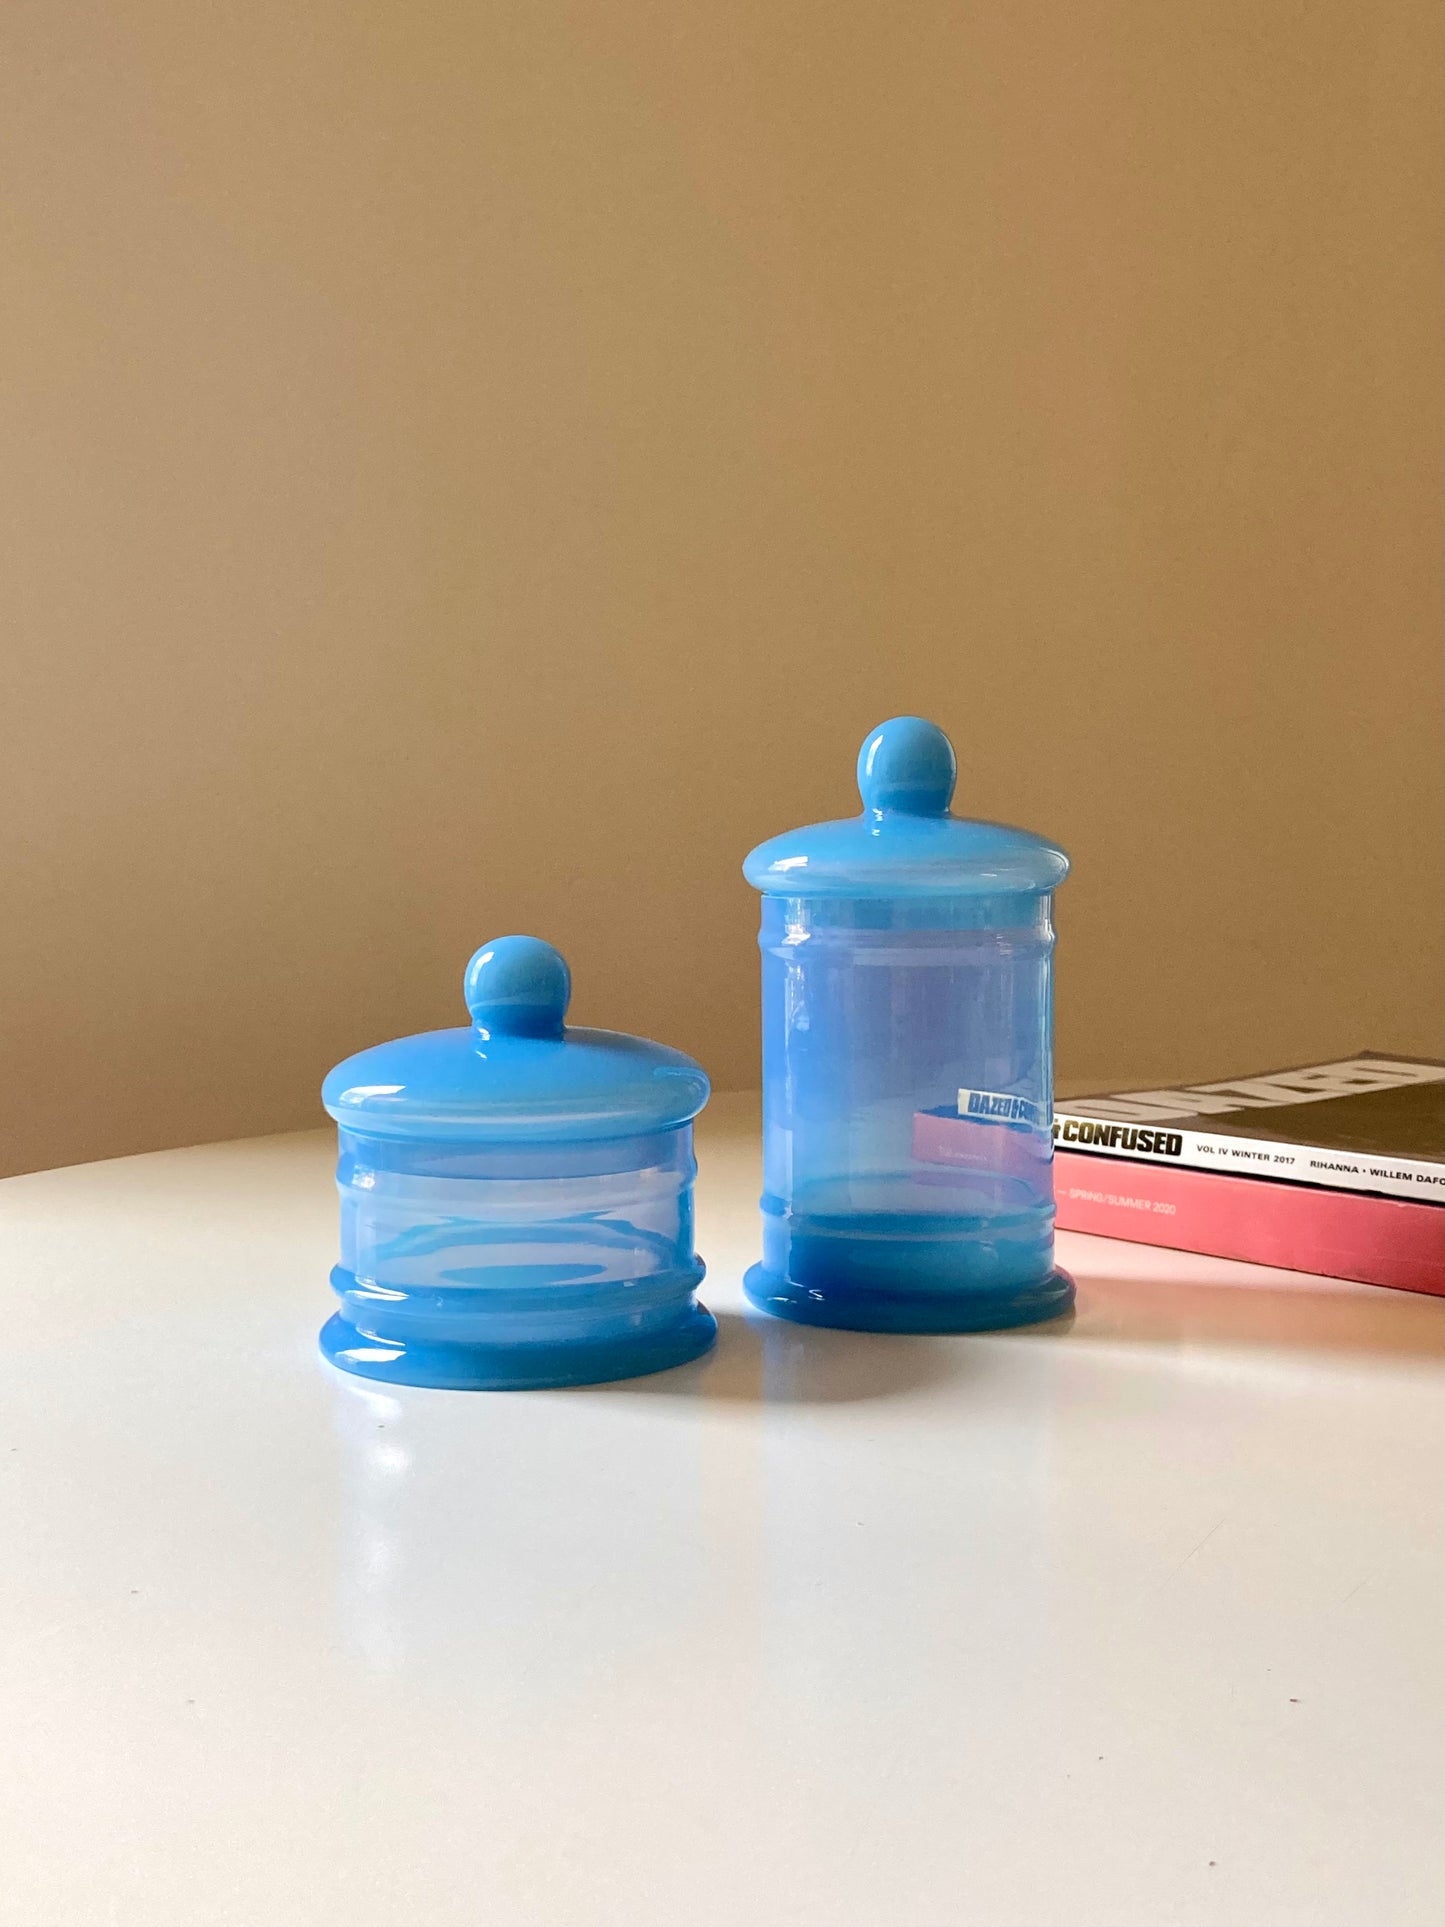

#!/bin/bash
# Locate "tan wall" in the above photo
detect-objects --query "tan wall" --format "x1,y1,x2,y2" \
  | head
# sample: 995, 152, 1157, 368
2, 3, 1441, 1176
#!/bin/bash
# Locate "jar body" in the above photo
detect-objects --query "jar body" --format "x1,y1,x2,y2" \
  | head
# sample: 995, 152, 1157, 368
745, 893, 1073, 1331
322, 1125, 714, 1388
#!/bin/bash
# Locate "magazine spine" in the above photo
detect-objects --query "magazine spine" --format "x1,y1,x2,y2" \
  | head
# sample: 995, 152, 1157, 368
1053, 1112, 1443, 1206
1053, 1151, 1445, 1295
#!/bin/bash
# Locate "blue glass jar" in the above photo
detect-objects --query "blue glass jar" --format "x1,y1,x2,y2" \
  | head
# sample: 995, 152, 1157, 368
742, 717, 1074, 1333
320, 936, 715, 1389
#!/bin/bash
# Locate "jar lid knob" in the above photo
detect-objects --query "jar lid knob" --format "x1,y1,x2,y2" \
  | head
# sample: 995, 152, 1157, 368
857, 716, 957, 817
463, 936, 571, 1040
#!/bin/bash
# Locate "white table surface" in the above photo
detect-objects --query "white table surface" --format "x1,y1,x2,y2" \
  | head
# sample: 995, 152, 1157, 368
1, 1093, 1440, 1927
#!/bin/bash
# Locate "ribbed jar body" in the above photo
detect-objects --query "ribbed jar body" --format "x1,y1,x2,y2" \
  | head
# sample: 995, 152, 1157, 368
750, 891, 1068, 1330
327, 1125, 707, 1387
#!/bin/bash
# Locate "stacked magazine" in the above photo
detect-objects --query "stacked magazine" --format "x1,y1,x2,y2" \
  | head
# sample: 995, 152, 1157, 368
1050, 1052, 1443, 1293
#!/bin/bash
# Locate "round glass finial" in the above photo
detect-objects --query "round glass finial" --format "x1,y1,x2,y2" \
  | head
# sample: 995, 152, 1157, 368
464, 936, 571, 1039
856, 716, 957, 817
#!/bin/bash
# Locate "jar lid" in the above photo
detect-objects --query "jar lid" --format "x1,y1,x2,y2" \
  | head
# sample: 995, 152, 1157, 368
743, 716, 1069, 898
322, 937, 710, 1144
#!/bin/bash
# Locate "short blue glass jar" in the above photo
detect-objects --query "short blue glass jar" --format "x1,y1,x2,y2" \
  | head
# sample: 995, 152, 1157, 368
320, 936, 715, 1390
743, 717, 1074, 1334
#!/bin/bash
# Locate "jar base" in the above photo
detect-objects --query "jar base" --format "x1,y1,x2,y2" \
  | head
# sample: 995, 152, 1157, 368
319, 1305, 717, 1391
743, 1264, 1074, 1334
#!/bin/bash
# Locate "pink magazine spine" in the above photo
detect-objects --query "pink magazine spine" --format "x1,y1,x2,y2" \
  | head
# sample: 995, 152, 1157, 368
1051, 1150, 1444, 1296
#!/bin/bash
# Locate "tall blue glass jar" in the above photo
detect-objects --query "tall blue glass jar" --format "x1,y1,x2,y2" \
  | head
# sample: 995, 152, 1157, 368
742, 717, 1074, 1333
320, 936, 715, 1390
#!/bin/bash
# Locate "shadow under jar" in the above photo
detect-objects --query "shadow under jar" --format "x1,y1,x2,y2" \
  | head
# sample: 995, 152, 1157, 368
742, 716, 1074, 1334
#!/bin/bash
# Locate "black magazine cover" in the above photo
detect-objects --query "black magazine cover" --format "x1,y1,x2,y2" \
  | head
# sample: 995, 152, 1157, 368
1054, 1052, 1445, 1205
